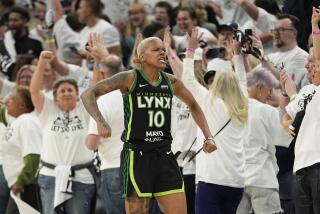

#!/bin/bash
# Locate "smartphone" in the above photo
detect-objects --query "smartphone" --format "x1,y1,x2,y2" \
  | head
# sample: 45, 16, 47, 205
205, 47, 226, 60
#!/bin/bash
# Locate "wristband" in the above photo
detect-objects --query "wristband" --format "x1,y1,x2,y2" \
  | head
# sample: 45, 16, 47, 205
187, 47, 195, 53
289, 94, 297, 102
45, 38, 55, 45
204, 136, 214, 143
312, 31, 320, 35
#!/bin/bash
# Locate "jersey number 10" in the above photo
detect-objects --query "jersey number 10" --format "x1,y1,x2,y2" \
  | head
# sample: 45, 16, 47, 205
148, 110, 165, 128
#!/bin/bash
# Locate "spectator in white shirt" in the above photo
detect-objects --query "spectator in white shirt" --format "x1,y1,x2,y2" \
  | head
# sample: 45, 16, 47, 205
237, 68, 291, 214
285, 8, 320, 213
77, 0, 121, 56
196, 71, 248, 214
2, 87, 42, 213
261, 14, 308, 90
30, 51, 95, 214
85, 50, 125, 213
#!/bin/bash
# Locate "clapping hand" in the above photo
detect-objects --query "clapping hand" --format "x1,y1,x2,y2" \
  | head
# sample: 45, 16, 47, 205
280, 71, 297, 97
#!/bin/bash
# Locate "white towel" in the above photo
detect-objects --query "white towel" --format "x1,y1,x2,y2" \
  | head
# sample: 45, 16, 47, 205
10, 191, 40, 214
54, 165, 72, 208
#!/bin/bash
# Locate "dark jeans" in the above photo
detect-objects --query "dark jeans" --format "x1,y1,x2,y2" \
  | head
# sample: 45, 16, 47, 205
294, 163, 320, 214
38, 175, 95, 214
100, 168, 125, 214
278, 171, 295, 214
184, 174, 195, 214
195, 181, 243, 214
0, 166, 10, 214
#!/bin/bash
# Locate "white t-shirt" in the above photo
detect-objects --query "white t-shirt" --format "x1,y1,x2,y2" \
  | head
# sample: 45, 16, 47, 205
171, 58, 208, 175
291, 86, 320, 172
53, 16, 81, 62
171, 97, 197, 175
38, 97, 93, 184
2, 112, 42, 186
181, 57, 248, 187
0, 122, 7, 165
197, 96, 247, 188
87, 90, 124, 170
212, 0, 252, 26
244, 99, 292, 189
68, 64, 92, 94
0, 79, 15, 99
285, 84, 317, 119
264, 46, 309, 90
0, 110, 15, 165
80, 19, 120, 50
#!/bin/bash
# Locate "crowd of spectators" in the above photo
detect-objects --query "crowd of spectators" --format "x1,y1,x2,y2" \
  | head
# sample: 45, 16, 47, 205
0, 0, 320, 213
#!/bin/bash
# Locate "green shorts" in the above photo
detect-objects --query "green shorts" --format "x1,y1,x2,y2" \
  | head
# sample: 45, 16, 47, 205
120, 144, 184, 198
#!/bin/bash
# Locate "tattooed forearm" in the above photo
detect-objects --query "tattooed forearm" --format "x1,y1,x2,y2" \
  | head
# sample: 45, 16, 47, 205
80, 72, 130, 124
94, 71, 130, 97
81, 88, 107, 125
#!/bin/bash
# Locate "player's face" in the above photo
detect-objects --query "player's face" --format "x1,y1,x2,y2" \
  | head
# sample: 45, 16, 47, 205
141, 39, 167, 70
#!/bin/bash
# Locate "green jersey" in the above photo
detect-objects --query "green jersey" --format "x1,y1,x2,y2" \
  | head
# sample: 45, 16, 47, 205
121, 69, 173, 144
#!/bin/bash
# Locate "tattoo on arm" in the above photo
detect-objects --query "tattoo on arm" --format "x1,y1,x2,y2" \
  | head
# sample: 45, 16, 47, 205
81, 72, 130, 125
95, 71, 130, 96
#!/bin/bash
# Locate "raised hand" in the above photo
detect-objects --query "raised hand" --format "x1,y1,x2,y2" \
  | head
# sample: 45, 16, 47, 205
86, 33, 109, 62
312, 6, 320, 27
186, 28, 203, 51
39, 51, 55, 62
163, 26, 172, 52
280, 70, 297, 97
133, 33, 144, 66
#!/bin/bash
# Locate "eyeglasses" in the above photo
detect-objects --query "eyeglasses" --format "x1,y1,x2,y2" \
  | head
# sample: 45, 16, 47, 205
271, 28, 296, 33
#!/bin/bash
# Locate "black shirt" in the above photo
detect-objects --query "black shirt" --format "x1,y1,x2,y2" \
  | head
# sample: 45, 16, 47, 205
14, 34, 43, 58
121, 69, 173, 145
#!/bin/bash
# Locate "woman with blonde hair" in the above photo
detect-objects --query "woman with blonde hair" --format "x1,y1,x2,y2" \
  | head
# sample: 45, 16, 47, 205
196, 71, 249, 214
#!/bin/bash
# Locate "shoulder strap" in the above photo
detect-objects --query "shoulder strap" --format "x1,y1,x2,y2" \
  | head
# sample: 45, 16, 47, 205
213, 119, 231, 137
188, 118, 231, 162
